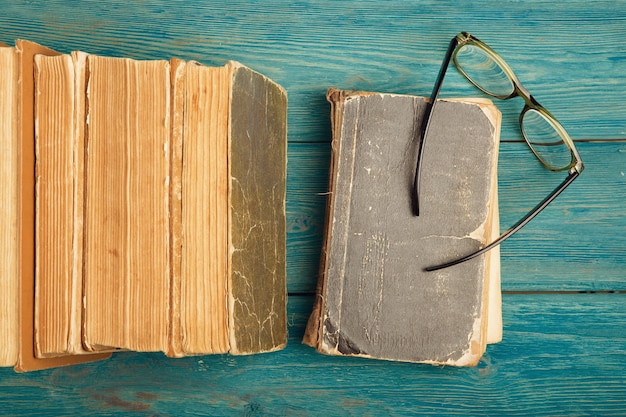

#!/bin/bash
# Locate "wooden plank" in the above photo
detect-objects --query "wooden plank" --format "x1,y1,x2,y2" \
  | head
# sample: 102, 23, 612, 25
1, 294, 625, 416
0, 1, 625, 141
286, 143, 330, 294
286, 141, 626, 293
497, 141, 626, 291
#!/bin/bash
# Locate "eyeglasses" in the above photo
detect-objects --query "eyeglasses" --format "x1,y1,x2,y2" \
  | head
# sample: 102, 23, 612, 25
413, 32, 584, 272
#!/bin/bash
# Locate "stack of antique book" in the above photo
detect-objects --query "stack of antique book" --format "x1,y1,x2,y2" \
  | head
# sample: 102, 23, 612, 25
0, 40, 288, 372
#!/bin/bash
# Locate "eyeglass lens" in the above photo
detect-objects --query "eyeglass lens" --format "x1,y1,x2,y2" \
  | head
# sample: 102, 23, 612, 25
454, 44, 514, 98
521, 109, 572, 170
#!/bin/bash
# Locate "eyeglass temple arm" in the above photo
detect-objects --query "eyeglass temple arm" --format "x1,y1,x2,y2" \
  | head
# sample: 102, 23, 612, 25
424, 169, 580, 272
412, 36, 461, 216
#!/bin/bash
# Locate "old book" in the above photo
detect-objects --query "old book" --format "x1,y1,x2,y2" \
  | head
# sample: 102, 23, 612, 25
81, 55, 171, 353
0, 44, 20, 367
304, 89, 502, 366
168, 59, 288, 357
33, 51, 113, 359
33, 53, 76, 358
13, 40, 110, 372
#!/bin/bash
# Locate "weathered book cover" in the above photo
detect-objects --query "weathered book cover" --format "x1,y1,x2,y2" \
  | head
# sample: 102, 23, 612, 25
304, 89, 501, 366
228, 64, 288, 354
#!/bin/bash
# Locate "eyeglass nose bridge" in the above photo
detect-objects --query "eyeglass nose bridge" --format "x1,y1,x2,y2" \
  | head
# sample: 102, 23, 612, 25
510, 81, 542, 108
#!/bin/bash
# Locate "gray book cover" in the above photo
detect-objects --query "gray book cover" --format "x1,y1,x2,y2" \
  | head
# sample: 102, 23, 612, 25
306, 89, 500, 366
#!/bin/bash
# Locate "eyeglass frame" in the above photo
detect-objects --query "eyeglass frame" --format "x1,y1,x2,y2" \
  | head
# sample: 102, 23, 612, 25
413, 32, 585, 272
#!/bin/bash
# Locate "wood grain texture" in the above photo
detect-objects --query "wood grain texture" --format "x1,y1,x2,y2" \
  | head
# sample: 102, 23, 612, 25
1, 1, 624, 142
285, 143, 331, 293
1, 295, 625, 416
496, 141, 626, 291
1, 0, 625, 414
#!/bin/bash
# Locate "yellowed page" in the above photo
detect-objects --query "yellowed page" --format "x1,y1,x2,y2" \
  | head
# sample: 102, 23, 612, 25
180, 62, 230, 354
83, 55, 170, 352
33, 53, 75, 358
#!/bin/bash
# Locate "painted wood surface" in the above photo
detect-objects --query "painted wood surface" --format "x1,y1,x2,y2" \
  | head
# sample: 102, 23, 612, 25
1, 295, 625, 416
1, 1, 625, 415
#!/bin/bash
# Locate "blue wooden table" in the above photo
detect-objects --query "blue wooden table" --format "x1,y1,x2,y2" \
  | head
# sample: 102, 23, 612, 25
2, 1, 625, 415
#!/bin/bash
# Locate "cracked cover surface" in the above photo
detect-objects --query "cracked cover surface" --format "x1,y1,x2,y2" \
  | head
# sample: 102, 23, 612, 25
228, 66, 287, 354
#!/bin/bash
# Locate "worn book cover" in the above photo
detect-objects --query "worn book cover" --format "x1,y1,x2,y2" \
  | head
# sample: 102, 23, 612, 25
304, 89, 501, 366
